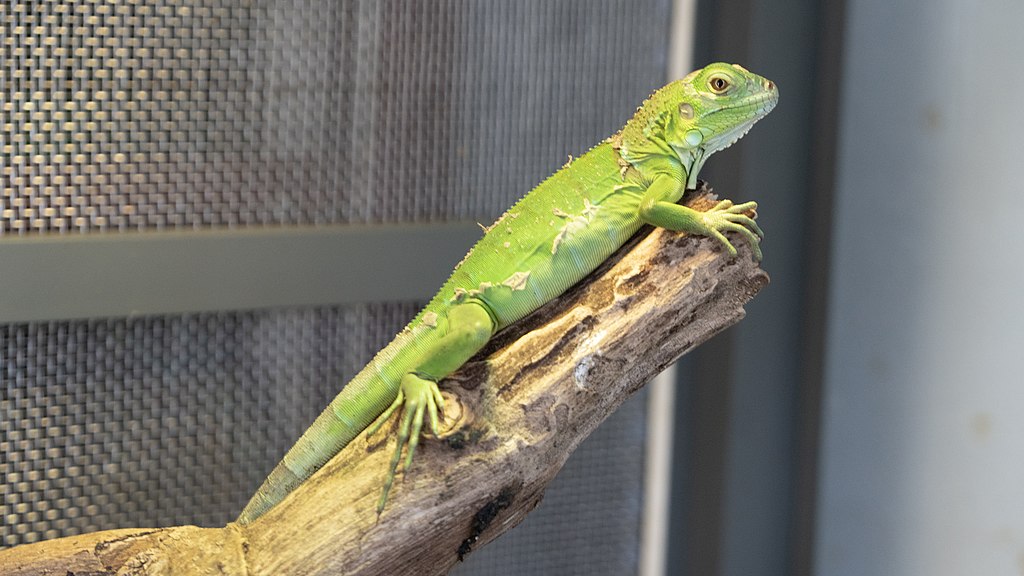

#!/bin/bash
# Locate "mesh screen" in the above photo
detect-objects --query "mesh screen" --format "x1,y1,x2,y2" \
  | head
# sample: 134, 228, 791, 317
0, 0, 670, 233
1, 0, 673, 572
1, 304, 420, 543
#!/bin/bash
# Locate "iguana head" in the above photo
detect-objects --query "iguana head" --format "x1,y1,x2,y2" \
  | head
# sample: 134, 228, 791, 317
677, 63, 777, 153
618, 62, 778, 189
672, 63, 778, 187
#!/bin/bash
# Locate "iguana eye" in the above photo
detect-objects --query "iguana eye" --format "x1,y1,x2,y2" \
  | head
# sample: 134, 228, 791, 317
708, 75, 731, 94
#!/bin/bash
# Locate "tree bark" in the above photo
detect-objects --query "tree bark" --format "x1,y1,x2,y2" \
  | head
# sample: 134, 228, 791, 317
0, 186, 768, 576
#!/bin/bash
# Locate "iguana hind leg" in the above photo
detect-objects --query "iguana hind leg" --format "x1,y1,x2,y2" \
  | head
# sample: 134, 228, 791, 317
367, 299, 495, 513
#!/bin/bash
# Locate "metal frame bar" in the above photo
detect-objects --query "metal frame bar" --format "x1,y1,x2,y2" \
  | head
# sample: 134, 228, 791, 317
639, 4, 698, 575
0, 223, 480, 323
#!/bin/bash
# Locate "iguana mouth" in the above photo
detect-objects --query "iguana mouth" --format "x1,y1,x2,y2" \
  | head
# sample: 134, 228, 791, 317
706, 89, 779, 152
725, 89, 779, 118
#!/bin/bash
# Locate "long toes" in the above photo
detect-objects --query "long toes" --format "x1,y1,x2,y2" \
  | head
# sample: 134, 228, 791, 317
432, 387, 445, 415
720, 213, 764, 239
747, 220, 765, 238
379, 407, 415, 513
720, 224, 763, 260
729, 201, 758, 213
722, 222, 760, 245
367, 391, 403, 437
720, 214, 754, 228
405, 408, 425, 471
379, 442, 403, 513
427, 395, 440, 437
709, 229, 738, 257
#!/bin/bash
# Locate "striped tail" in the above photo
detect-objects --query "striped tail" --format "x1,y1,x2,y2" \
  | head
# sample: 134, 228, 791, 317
236, 330, 421, 524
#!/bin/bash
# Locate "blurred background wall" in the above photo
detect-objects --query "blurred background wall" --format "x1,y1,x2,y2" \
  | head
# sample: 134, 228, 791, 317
2, 1, 1023, 575
817, 0, 1024, 574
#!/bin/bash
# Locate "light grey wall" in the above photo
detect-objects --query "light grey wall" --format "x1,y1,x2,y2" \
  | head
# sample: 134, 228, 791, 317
818, 1, 1024, 574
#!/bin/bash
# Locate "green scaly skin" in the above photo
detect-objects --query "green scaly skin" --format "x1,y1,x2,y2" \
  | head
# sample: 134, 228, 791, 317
237, 63, 778, 524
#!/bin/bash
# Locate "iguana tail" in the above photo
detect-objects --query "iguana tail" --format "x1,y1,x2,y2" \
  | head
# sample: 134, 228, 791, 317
236, 327, 425, 525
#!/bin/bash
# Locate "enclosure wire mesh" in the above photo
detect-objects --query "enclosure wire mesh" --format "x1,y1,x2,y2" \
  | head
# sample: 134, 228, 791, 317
0, 0, 672, 572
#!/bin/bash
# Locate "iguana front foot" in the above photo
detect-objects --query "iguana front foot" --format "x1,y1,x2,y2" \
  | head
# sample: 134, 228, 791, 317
366, 372, 445, 514
640, 179, 764, 261
700, 199, 764, 260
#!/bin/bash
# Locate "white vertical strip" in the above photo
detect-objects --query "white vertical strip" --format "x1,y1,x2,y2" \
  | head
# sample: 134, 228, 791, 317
638, 3, 697, 575
817, 2, 1024, 575
665, 0, 698, 80
638, 368, 680, 576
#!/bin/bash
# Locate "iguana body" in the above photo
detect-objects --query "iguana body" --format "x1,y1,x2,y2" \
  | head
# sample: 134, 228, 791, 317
237, 63, 778, 524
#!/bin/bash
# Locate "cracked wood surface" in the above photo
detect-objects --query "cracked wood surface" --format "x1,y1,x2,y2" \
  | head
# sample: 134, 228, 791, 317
0, 186, 768, 576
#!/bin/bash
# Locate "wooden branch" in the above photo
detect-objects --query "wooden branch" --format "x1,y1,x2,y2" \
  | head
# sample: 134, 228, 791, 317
0, 186, 768, 576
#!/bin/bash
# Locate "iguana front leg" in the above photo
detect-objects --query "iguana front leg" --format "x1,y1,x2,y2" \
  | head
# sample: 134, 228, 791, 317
366, 300, 495, 512
639, 173, 764, 260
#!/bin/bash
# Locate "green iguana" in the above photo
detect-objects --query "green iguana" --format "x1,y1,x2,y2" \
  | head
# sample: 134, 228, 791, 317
237, 62, 778, 524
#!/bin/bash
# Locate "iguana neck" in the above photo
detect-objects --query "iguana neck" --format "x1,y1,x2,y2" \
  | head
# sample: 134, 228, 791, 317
612, 63, 778, 189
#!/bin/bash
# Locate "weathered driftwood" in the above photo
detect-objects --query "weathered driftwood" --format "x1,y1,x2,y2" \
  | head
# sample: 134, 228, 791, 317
0, 187, 768, 576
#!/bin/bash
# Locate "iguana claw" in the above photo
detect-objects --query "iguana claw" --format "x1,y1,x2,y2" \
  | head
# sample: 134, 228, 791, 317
702, 200, 764, 260
367, 372, 445, 514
